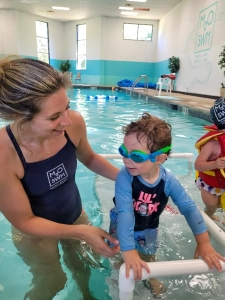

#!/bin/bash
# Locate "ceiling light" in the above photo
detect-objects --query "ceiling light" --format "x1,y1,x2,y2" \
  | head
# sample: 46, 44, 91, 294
20, 0, 39, 3
119, 6, 133, 10
127, 0, 147, 2
52, 6, 70, 11
121, 11, 138, 15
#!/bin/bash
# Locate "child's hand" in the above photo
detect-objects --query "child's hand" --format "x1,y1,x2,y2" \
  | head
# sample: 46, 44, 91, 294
215, 157, 225, 169
122, 250, 150, 280
194, 241, 225, 271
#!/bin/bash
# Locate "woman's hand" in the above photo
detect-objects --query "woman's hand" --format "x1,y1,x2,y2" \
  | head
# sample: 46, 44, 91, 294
122, 250, 150, 280
80, 225, 120, 258
194, 241, 225, 271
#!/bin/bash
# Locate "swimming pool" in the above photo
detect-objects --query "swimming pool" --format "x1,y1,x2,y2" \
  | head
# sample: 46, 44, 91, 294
0, 88, 225, 300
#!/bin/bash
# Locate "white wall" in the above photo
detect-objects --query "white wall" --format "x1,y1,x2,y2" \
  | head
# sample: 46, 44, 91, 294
47, 18, 65, 60
0, 10, 19, 56
64, 21, 77, 61
158, 0, 225, 96
101, 17, 158, 62
0, 9, 65, 59
2, 3, 224, 95
16, 11, 37, 57
87, 17, 102, 60
16, 11, 65, 59
65, 17, 103, 61
64, 16, 158, 63
0, 10, 158, 71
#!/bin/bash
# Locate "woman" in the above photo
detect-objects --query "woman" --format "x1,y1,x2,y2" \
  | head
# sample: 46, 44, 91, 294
0, 56, 119, 299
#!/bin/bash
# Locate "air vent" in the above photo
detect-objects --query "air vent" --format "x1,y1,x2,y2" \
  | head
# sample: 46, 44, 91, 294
134, 8, 150, 11
124, 3, 149, 11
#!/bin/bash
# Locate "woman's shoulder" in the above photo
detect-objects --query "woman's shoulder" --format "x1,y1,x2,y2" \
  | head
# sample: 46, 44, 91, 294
65, 111, 85, 146
69, 110, 84, 122
0, 126, 22, 176
67, 111, 85, 131
0, 126, 13, 157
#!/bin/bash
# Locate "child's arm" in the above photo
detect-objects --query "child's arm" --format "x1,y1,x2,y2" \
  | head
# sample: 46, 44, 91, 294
115, 168, 150, 280
195, 140, 225, 171
194, 231, 223, 271
166, 171, 225, 270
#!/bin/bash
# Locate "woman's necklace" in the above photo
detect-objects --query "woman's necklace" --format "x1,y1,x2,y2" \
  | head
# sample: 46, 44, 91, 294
26, 138, 53, 155
11, 125, 53, 155
14, 131, 53, 154
24, 138, 53, 155
45, 139, 52, 154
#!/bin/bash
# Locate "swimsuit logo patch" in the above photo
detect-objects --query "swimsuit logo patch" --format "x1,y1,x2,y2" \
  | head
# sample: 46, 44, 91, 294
47, 163, 68, 189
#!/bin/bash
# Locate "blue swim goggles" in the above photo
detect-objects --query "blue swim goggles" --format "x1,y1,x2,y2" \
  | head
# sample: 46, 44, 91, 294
118, 144, 172, 163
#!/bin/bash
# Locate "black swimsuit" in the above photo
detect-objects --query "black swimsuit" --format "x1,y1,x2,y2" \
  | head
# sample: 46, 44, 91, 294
6, 125, 82, 224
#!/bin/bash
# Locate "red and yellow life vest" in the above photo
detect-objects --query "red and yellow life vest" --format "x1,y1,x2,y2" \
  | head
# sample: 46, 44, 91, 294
195, 124, 225, 189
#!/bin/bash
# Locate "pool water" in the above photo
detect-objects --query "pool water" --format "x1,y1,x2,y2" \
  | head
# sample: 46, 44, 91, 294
0, 88, 225, 300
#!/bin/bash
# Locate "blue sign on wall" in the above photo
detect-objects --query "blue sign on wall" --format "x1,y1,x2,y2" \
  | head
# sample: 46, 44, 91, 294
195, 2, 217, 53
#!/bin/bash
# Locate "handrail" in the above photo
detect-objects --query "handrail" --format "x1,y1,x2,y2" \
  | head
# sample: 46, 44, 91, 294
119, 258, 225, 300
118, 208, 225, 300
131, 75, 148, 93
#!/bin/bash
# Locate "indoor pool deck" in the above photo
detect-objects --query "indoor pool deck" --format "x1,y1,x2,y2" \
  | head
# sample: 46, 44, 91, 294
73, 84, 218, 122
120, 87, 217, 123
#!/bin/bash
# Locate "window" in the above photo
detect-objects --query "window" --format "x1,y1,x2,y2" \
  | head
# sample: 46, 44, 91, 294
35, 21, 50, 64
123, 23, 153, 41
76, 24, 86, 70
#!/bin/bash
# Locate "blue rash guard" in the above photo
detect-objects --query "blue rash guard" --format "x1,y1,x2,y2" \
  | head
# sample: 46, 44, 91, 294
6, 125, 82, 225
115, 166, 207, 252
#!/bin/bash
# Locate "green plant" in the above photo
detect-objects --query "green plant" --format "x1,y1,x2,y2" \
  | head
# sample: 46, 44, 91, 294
60, 59, 71, 73
168, 56, 180, 73
218, 46, 225, 88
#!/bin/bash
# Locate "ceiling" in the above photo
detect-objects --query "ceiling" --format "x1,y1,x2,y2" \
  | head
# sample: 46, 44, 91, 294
0, 0, 182, 22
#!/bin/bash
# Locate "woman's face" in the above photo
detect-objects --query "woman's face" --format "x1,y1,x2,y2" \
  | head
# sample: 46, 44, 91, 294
29, 88, 72, 138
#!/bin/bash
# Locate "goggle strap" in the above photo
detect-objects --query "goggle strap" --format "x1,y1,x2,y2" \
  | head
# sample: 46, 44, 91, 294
152, 145, 172, 157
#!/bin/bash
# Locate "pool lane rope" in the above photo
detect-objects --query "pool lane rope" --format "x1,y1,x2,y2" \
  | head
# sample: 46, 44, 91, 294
87, 95, 118, 100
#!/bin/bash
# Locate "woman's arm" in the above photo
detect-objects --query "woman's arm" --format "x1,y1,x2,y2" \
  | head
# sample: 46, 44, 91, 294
0, 157, 119, 257
67, 111, 119, 181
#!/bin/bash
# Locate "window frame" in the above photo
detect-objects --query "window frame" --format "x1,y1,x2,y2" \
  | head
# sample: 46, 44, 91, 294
35, 20, 50, 64
76, 23, 86, 70
123, 23, 153, 41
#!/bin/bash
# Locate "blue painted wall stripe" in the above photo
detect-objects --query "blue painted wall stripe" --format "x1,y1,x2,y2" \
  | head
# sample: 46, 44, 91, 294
50, 59, 170, 85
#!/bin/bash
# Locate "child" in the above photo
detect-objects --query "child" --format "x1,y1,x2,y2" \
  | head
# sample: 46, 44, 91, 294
109, 112, 225, 297
195, 98, 225, 222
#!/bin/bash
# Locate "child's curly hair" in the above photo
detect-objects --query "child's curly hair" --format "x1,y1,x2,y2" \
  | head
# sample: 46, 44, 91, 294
122, 112, 172, 154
